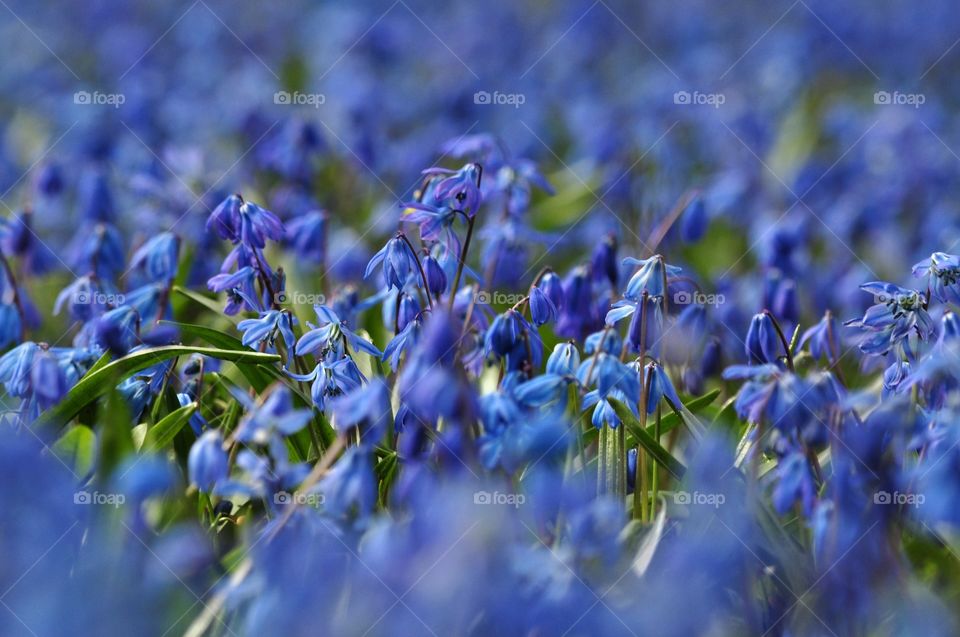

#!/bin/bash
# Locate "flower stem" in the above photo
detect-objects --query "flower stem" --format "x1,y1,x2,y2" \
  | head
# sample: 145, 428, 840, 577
449, 216, 476, 309
763, 309, 795, 371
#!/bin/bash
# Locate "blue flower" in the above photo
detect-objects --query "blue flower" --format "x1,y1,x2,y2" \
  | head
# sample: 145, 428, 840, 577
423, 255, 447, 297
485, 310, 522, 357
422, 163, 482, 216
238, 200, 285, 249
546, 343, 580, 376
590, 234, 618, 285
233, 386, 312, 445
69, 223, 125, 279
912, 251, 960, 303
318, 446, 377, 519
129, 232, 180, 284
529, 285, 557, 326
206, 193, 243, 240
799, 311, 839, 364
94, 306, 140, 356
745, 312, 781, 364
295, 305, 381, 358
539, 271, 564, 309
288, 355, 365, 411
771, 451, 817, 515
845, 282, 934, 356
556, 266, 596, 339
681, 197, 707, 242
329, 379, 391, 442
77, 170, 114, 222
643, 362, 681, 415
364, 234, 424, 292
284, 210, 327, 265
188, 430, 228, 492
238, 310, 296, 350
207, 266, 260, 315
622, 255, 681, 301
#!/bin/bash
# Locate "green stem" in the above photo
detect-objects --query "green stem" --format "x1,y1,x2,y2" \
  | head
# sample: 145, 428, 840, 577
449, 216, 476, 309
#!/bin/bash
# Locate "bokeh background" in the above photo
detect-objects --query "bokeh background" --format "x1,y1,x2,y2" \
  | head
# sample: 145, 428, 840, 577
4, 1, 960, 342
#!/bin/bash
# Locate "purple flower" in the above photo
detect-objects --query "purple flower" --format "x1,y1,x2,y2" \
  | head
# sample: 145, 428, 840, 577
423, 163, 482, 216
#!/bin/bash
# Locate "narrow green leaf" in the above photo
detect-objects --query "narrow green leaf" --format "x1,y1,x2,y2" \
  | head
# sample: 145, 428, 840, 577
608, 398, 686, 479
162, 320, 284, 392
144, 402, 198, 451
173, 286, 237, 323
35, 345, 281, 430
53, 426, 96, 476
97, 388, 135, 478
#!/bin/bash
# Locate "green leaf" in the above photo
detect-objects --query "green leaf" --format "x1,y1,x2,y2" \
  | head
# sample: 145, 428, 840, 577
35, 345, 281, 431
608, 398, 686, 479
583, 389, 720, 448
173, 286, 237, 323
162, 320, 282, 392
53, 426, 96, 476
651, 389, 720, 438
144, 402, 198, 452
97, 388, 135, 478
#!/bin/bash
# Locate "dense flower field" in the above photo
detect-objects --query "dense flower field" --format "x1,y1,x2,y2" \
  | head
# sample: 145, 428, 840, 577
4, 1, 960, 635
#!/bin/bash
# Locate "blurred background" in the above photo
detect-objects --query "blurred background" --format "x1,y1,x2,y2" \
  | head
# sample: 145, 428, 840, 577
1, 0, 959, 337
